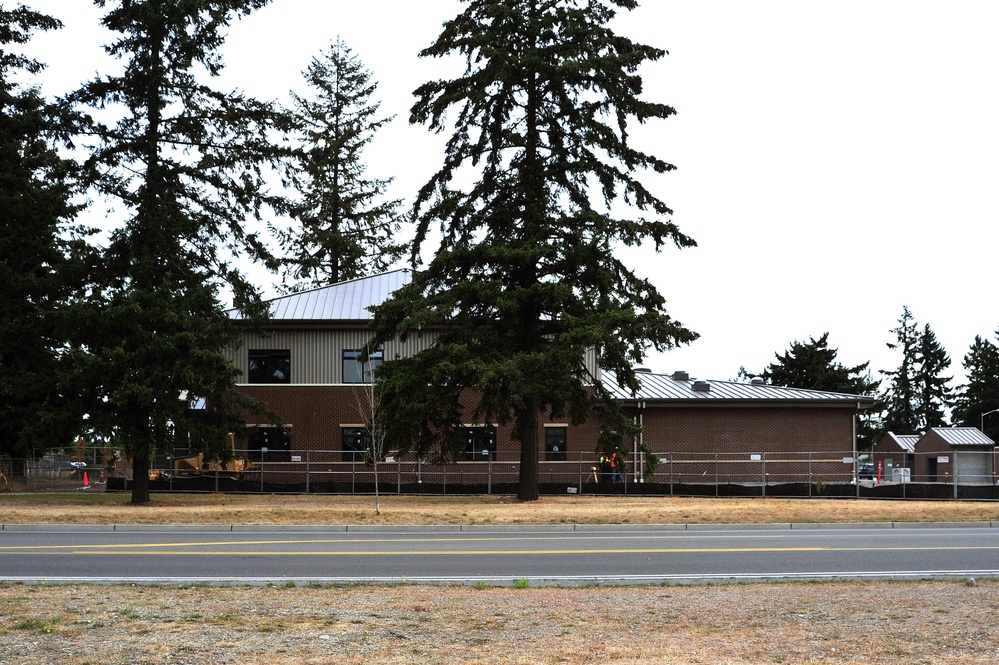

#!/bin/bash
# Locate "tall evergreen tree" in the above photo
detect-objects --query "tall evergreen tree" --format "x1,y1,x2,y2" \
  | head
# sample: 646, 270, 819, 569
951, 333, 999, 440
880, 307, 952, 435
755, 333, 877, 395
914, 323, 952, 429
370, 0, 697, 501
0, 5, 88, 460
750, 333, 880, 449
70, 0, 282, 503
275, 38, 405, 288
881, 307, 921, 434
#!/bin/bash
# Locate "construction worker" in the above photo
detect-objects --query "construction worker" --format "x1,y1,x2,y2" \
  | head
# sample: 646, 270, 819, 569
599, 454, 611, 485
610, 452, 625, 484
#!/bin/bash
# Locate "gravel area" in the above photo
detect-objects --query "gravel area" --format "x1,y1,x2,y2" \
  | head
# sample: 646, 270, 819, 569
2, 579, 998, 664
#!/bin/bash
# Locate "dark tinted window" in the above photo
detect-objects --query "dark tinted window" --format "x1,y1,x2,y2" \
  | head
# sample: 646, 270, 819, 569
248, 350, 290, 384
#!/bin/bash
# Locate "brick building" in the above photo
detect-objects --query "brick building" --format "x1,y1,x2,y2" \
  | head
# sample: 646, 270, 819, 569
606, 371, 874, 484
872, 431, 919, 482
224, 271, 875, 488
872, 428, 997, 485
912, 428, 996, 484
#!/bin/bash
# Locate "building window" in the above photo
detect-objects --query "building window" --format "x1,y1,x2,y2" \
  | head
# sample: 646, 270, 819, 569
545, 426, 567, 461
248, 350, 291, 384
460, 426, 496, 461
247, 426, 291, 462
342, 349, 383, 383
342, 427, 371, 463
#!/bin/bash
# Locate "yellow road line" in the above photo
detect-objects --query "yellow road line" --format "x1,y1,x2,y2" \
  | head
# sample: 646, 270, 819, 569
0, 533, 793, 552
1, 545, 998, 556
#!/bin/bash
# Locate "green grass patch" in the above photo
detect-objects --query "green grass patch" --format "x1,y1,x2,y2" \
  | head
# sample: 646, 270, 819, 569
17, 617, 60, 634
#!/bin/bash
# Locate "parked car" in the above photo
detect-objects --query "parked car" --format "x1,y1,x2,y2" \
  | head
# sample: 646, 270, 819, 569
858, 463, 874, 480
57, 461, 87, 479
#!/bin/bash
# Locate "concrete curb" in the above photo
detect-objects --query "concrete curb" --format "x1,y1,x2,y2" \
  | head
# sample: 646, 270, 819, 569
1, 521, 996, 532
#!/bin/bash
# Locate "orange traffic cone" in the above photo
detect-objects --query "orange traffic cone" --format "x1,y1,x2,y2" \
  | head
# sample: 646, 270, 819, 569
97, 471, 106, 484
81, 471, 90, 489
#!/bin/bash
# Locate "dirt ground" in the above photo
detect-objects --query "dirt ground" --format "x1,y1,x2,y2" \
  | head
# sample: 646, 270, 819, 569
2, 494, 998, 663
1, 580, 997, 664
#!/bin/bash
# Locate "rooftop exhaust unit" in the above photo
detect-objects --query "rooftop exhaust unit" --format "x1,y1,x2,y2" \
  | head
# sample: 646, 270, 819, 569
672, 370, 690, 381
692, 380, 711, 392
750, 377, 765, 386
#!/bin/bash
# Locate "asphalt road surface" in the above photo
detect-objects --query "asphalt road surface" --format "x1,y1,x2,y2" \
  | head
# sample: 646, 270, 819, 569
2, 523, 998, 586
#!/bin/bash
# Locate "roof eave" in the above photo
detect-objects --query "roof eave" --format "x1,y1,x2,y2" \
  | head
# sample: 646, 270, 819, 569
610, 397, 877, 409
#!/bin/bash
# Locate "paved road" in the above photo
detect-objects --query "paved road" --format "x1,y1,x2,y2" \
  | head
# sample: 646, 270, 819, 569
1, 523, 998, 585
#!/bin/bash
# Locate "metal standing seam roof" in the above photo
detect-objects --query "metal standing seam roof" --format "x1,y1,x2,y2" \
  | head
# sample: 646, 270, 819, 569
603, 371, 876, 406
926, 427, 996, 446
881, 432, 921, 453
229, 271, 874, 407
231, 269, 411, 322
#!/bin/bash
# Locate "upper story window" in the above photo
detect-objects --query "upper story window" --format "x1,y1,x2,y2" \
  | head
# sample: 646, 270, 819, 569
248, 350, 291, 384
342, 349, 383, 383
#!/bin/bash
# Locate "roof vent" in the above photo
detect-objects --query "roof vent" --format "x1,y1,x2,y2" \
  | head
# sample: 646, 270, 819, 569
750, 377, 765, 386
692, 380, 711, 392
672, 370, 690, 381
635, 367, 652, 373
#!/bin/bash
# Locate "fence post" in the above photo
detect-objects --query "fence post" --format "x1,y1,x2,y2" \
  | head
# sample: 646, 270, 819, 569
669, 453, 674, 496
762, 453, 767, 498
715, 454, 719, 497
953, 450, 958, 500
808, 452, 812, 498
305, 450, 310, 495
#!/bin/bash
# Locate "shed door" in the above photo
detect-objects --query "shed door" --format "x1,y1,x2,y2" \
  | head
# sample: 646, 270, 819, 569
954, 450, 991, 484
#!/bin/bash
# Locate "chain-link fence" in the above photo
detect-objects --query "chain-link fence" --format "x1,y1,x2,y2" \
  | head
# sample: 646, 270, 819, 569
4, 448, 996, 499
1, 452, 110, 493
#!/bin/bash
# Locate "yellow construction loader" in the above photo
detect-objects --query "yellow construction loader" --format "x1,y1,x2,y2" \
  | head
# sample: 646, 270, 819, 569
163, 434, 255, 480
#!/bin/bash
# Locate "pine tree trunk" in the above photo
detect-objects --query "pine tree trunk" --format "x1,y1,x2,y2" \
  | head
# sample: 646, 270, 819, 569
130, 454, 150, 504
515, 0, 542, 504
517, 399, 540, 501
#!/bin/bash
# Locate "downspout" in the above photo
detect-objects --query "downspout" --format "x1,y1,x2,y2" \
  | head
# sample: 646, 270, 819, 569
854, 403, 859, 498
635, 401, 645, 483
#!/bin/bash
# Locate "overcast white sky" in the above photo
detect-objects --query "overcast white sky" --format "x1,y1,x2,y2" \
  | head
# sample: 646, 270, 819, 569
21, 1, 999, 392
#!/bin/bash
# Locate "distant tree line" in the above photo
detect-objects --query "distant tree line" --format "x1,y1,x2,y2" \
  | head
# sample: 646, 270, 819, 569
742, 306, 999, 449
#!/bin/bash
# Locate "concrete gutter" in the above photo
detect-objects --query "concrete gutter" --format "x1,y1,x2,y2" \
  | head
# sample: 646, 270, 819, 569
2, 521, 997, 532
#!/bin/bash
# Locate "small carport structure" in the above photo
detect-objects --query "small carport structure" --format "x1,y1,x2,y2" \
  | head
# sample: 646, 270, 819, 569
913, 427, 996, 484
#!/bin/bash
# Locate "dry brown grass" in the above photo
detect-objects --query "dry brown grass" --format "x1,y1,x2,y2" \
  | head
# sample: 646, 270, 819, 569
2, 492, 998, 526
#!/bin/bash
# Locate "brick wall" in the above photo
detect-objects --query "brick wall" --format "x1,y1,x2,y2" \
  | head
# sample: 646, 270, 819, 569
234, 386, 861, 485
236, 384, 605, 460
639, 406, 855, 453
635, 406, 858, 483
